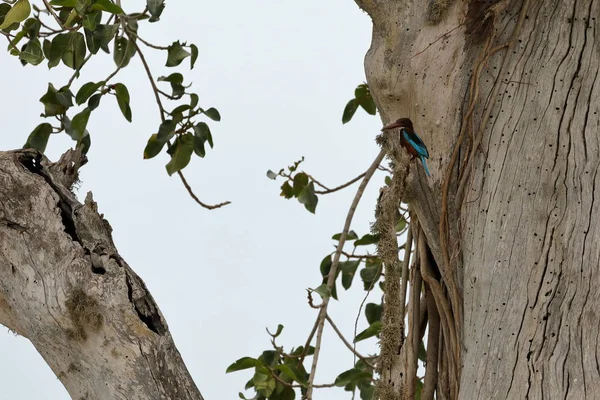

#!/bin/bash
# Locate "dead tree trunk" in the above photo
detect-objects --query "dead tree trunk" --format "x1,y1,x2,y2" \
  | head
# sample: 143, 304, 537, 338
0, 149, 203, 400
356, 0, 600, 398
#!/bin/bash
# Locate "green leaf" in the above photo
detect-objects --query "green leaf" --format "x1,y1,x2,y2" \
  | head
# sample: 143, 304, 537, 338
365, 303, 382, 325
292, 172, 308, 196
157, 73, 185, 98
91, 0, 124, 14
19, 38, 43, 65
39, 83, 68, 116
76, 81, 104, 105
396, 216, 406, 232
359, 382, 375, 400
274, 365, 307, 387
266, 324, 283, 338
340, 260, 360, 290
192, 136, 205, 158
203, 107, 221, 121
146, 0, 165, 22
253, 370, 276, 398
190, 43, 198, 69
193, 122, 213, 148
331, 230, 358, 241
22, 17, 39, 39
259, 350, 277, 367
354, 84, 376, 115
170, 104, 190, 117
113, 83, 132, 122
84, 23, 118, 55
354, 321, 381, 343
354, 233, 380, 246
312, 284, 330, 300
226, 357, 261, 373
166, 41, 190, 67
61, 31, 86, 70
342, 98, 358, 124
266, 170, 277, 180
157, 119, 176, 141
280, 181, 293, 199
189, 93, 198, 109
334, 368, 372, 387
418, 340, 427, 362
49, 0, 76, 6
0, 3, 10, 27
415, 378, 424, 400
113, 36, 136, 67
165, 133, 194, 175
82, 10, 101, 31
143, 133, 166, 159
360, 259, 382, 290
319, 254, 332, 278
48, 32, 68, 68
70, 107, 91, 140
297, 181, 318, 213
23, 123, 52, 152
0, 0, 31, 30
357, 93, 376, 115
8, 29, 26, 54
88, 93, 102, 110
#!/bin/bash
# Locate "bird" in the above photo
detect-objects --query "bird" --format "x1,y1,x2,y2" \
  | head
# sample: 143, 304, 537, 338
381, 118, 430, 176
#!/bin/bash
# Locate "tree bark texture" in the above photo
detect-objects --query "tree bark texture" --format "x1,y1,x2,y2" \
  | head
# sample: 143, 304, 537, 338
0, 149, 203, 400
358, 0, 599, 398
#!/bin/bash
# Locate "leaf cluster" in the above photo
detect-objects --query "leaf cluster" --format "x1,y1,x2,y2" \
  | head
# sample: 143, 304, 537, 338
266, 158, 319, 214
5, 0, 217, 175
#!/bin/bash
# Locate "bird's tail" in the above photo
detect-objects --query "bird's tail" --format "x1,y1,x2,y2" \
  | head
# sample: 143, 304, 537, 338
420, 156, 430, 177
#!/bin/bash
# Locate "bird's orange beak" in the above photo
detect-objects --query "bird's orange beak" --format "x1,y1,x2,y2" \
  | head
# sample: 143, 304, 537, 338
381, 121, 404, 131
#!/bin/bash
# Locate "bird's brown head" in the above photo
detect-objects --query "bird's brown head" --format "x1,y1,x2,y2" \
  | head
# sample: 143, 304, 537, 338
381, 118, 414, 131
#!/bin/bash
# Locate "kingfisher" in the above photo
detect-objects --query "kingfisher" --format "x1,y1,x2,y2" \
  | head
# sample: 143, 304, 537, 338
381, 118, 430, 176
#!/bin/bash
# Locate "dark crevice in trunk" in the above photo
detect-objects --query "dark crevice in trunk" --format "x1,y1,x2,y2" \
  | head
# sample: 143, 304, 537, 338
125, 270, 167, 335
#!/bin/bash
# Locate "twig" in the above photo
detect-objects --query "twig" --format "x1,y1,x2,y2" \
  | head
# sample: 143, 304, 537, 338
352, 263, 380, 368
325, 315, 375, 369
305, 150, 386, 399
41, 0, 64, 28
311, 171, 367, 195
66, 54, 93, 87
270, 371, 335, 389
127, 30, 230, 210
298, 318, 320, 366
176, 171, 231, 209
127, 30, 169, 50
340, 250, 377, 259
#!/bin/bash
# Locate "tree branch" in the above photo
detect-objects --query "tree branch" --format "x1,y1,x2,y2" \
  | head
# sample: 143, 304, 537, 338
325, 315, 375, 369
305, 149, 385, 399
127, 31, 230, 210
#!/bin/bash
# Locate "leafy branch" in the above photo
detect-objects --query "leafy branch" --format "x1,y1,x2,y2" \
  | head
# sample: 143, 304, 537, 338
2, 0, 228, 209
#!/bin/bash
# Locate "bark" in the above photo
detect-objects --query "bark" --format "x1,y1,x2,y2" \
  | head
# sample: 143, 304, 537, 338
357, 0, 600, 398
0, 149, 203, 400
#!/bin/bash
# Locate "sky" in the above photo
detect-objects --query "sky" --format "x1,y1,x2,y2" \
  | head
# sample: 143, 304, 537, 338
0, 1, 386, 399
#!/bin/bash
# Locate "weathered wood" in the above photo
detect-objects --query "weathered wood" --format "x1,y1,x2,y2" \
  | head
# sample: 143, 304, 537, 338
357, 0, 600, 398
0, 149, 203, 400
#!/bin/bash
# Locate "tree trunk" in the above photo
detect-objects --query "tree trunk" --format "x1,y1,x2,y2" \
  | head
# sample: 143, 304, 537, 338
0, 149, 203, 400
357, 0, 599, 398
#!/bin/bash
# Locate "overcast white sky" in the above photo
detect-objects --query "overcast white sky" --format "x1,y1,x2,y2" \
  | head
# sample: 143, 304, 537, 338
0, 1, 386, 399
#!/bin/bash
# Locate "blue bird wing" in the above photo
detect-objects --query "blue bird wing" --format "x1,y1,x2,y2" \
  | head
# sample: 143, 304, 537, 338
420, 155, 430, 176
402, 129, 429, 159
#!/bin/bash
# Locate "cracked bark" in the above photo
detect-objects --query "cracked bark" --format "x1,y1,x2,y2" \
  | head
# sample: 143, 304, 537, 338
356, 0, 600, 398
0, 149, 203, 400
